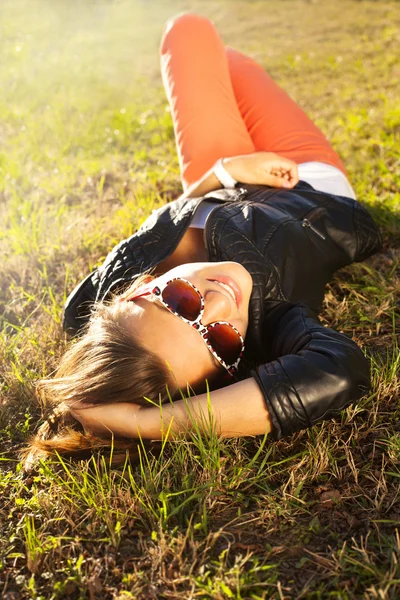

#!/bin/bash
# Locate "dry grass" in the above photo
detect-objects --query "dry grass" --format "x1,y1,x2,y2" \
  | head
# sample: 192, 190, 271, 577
0, 0, 399, 598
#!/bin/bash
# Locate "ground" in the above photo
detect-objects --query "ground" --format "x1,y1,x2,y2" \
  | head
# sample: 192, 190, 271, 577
0, 0, 399, 598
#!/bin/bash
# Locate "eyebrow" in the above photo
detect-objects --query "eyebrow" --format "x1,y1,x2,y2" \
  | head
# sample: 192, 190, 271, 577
150, 298, 191, 329
151, 299, 221, 369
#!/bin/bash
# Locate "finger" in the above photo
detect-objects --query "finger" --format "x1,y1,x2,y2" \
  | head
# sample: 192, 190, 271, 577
272, 168, 292, 182
269, 159, 298, 181
278, 158, 298, 178
264, 174, 295, 189
288, 163, 299, 184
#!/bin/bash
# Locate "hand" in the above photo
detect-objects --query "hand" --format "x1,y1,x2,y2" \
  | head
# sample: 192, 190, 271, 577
68, 401, 143, 438
224, 151, 299, 189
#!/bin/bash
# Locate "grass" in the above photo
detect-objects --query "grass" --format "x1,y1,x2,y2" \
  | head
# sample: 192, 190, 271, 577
0, 0, 399, 597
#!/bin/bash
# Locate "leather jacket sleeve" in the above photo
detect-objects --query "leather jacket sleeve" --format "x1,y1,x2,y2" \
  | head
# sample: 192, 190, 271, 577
250, 303, 370, 440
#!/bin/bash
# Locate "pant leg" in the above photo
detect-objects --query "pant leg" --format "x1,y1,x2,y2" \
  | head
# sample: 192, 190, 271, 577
225, 47, 347, 176
160, 14, 255, 190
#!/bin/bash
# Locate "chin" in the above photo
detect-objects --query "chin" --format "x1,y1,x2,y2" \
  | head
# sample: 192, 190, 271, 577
229, 262, 253, 293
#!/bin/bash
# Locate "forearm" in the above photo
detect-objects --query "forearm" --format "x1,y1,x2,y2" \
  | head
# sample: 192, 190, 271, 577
138, 377, 272, 439
179, 165, 225, 199
179, 152, 299, 200
70, 378, 273, 440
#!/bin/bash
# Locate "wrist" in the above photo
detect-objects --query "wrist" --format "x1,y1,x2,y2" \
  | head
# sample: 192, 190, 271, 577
213, 158, 238, 189
221, 156, 245, 185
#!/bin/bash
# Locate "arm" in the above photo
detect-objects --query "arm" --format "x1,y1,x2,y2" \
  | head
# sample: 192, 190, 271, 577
68, 377, 273, 440
69, 303, 369, 441
69, 303, 370, 441
180, 152, 299, 199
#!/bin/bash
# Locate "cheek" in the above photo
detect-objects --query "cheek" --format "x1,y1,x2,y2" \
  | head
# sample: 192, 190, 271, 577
163, 341, 220, 391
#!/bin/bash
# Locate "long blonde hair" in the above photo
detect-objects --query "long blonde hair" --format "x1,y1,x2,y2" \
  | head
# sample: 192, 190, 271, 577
21, 274, 171, 469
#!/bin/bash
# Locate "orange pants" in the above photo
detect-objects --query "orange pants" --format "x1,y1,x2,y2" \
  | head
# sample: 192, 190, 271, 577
160, 14, 347, 191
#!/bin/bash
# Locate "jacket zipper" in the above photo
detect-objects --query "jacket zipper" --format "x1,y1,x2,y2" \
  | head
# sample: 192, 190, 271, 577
302, 207, 326, 240
302, 218, 326, 240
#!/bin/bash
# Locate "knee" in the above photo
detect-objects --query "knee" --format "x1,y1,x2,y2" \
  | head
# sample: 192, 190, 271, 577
161, 13, 216, 52
225, 46, 239, 67
225, 46, 250, 72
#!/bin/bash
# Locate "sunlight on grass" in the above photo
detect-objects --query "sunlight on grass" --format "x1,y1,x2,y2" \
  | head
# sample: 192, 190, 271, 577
0, 0, 399, 598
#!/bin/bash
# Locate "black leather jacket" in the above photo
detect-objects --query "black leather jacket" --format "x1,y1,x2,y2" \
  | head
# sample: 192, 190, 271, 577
63, 182, 381, 440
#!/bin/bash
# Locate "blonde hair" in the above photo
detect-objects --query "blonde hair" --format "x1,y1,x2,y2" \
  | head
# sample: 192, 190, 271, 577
21, 274, 171, 470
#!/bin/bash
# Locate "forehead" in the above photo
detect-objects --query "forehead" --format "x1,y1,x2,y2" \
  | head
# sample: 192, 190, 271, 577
124, 298, 219, 386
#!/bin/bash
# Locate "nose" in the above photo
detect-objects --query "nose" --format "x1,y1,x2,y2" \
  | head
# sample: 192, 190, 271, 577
201, 288, 232, 325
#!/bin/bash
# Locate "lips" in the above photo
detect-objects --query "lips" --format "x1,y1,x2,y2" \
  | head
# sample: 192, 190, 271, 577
207, 276, 242, 308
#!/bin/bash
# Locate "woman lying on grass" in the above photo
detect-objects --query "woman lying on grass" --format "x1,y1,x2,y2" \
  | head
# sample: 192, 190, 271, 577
23, 14, 381, 467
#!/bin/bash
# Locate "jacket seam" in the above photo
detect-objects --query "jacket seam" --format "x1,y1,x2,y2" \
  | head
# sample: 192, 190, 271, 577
211, 203, 286, 300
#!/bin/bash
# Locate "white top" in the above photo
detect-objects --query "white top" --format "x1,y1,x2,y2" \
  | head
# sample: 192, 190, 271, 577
189, 161, 356, 229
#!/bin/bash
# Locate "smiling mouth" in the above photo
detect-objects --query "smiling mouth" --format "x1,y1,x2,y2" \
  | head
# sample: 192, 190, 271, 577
207, 278, 240, 307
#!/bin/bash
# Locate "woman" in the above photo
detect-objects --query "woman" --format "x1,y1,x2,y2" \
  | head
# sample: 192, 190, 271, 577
24, 14, 381, 465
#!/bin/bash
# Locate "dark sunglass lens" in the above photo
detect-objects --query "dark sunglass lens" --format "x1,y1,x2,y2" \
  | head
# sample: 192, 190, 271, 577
207, 323, 243, 365
162, 280, 201, 321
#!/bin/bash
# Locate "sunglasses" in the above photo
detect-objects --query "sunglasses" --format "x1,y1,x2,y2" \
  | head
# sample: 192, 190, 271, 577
126, 277, 245, 376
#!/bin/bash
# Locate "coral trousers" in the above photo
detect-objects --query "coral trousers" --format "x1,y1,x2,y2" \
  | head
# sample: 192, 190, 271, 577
160, 13, 347, 191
